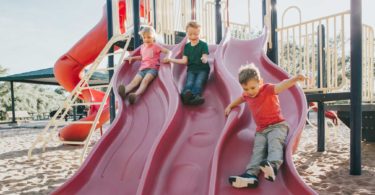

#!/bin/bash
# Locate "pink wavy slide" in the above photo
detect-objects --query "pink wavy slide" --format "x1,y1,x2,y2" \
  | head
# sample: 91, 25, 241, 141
52, 22, 315, 195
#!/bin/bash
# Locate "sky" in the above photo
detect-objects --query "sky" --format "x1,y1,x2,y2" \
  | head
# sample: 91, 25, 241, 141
0, 0, 374, 75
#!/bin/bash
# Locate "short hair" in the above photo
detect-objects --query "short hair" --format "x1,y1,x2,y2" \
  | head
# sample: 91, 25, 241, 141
139, 26, 156, 37
238, 63, 261, 84
185, 21, 201, 31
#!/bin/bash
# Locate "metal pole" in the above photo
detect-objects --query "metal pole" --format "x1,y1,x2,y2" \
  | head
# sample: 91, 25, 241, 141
215, 0, 223, 44
133, 0, 141, 48
317, 24, 326, 152
107, 0, 116, 123
317, 101, 325, 152
269, 0, 278, 64
73, 106, 77, 121
10, 81, 16, 123
191, 0, 196, 20
153, 0, 156, 28
262, 0, 266, 27
350, 0, 362, 175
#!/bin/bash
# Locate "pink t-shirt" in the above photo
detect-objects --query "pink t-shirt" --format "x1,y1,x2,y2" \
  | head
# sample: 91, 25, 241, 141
139, 43, 162, 70
242, 84, 285, 132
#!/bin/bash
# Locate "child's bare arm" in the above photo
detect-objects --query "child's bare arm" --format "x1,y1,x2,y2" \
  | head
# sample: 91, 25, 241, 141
160, 47, 172, 63
125, 55, 142, 63
225, 96, 245, 116
274, 74, 306, 94
168, 56, 188, 65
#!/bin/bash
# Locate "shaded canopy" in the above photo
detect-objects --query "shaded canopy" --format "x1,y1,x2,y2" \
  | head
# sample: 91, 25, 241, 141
0, 67, 109, 86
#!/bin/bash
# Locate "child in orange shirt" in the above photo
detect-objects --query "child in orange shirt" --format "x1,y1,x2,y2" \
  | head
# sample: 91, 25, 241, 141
225, 63, 306, 188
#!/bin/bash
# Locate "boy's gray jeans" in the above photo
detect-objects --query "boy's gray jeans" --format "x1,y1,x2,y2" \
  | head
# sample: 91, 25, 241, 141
246, 121, 289, 176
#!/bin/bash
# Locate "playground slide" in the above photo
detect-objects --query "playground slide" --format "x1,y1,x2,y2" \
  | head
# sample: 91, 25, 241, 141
54, 1, 126, 141
207, 30, 316, 194
138, 43, 228, 195
135, 30, 315, 194
53, 31, 316, 195
52, 45, 179, 194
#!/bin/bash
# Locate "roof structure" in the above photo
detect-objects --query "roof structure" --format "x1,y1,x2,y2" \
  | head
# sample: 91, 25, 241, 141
0, 67, 109, 85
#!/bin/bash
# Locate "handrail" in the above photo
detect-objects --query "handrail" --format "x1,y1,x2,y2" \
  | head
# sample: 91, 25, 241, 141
28, 34, 131, 162
276, 10, 351, 93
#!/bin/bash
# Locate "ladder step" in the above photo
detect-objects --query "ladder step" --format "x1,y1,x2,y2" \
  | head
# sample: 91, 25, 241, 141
95, 67, 115, 72
71, 102, 102, 106
60, 140, 86, 145
106, 51, 123, 57
55, 120, 96, 125
81, 84, 109, 90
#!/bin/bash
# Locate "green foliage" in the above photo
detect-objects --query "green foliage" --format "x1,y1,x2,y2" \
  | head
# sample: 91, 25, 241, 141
0, 65, 67, 120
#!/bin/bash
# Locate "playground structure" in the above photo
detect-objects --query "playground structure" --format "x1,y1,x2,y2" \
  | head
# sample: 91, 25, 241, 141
25, 0, 370, 194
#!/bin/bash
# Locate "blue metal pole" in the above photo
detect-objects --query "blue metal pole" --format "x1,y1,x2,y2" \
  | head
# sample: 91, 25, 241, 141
215, 0, 222, 44
269, 0, 278, 64
317, 24, 326, 152
106, 0, 116, 123
350, 0, 362, 175
262, 0, 266, 26
133, 0, 141, 48
153, 0, 156, 28
10, 81, 16, 123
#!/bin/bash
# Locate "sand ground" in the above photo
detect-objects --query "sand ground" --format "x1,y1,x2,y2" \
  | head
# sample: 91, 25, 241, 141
1, 119, 374, 195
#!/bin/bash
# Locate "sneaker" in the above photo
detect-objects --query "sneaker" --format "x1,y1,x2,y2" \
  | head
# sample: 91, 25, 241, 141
228, 172, 258, 188
188, 95, 205, 105
128, 93, 138, 104
181, 90, 193, 104
118, 85, 127, 100
260, 160, 278, 182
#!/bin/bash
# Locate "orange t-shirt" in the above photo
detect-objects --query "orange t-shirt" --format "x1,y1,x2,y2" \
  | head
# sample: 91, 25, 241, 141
242, 84, 285, 132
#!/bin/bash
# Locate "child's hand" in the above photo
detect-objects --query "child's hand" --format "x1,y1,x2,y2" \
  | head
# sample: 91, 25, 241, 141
124, 57, 133, 63
224, 106, 232, 117
294, 74, 307, 82
162, 58, 170, 64
201, 56, 208, 64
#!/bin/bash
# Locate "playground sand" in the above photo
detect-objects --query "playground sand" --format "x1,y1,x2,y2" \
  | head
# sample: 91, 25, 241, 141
1, 121, 375, 194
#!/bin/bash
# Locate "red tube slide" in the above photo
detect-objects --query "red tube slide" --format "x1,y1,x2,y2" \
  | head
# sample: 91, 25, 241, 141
54, 1, 126, 141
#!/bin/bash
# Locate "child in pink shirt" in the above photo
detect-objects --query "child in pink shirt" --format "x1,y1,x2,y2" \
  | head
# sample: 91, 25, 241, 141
225, 63, 306, 188
118, 26, 171, 104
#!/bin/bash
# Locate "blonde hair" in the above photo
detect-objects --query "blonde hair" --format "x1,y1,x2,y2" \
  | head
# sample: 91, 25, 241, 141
185, 21, 201, 31
139, 26, 156, 38
238, 63, 261, 84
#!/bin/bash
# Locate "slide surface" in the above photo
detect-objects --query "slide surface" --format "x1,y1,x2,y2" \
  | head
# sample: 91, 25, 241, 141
53, 30, 316, 195
50, 0, 313, 193
208, 30, 315, 195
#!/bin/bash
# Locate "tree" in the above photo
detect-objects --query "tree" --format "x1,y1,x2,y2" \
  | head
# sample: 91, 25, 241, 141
0, 65, 67, 121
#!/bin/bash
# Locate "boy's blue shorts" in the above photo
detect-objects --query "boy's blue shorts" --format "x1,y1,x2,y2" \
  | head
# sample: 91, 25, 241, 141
137, 68, 158, 78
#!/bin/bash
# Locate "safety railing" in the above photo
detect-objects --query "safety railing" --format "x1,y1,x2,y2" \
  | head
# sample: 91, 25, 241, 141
226, 21, 251, 40
155, 0, 176, 44
362, 24, 374, 103
199, 0, 228, 44
276, 10, 351, 93
277, 8, 375, 103
28, 34, 131, 163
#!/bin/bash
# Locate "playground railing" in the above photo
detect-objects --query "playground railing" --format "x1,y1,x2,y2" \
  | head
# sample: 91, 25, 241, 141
362, 24, 374, 103
277, 10, 351, 93
276, 9, 375, 103
28, 34, 131, 163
